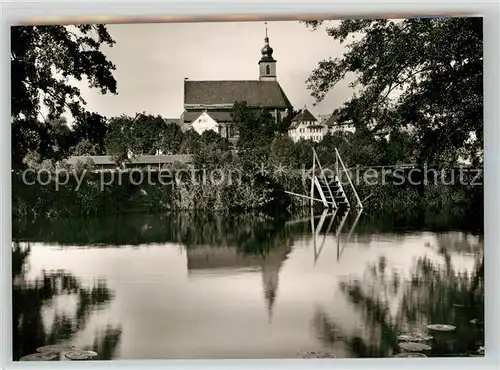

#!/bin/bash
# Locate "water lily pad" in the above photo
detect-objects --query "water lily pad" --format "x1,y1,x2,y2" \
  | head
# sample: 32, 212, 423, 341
397, 333, 433, 342
426, 324, 456, 332
37, 344, 75, 353
65, 350, 98, 360
20, 352, 58, 361
393, 352, 427, 358
398, 342, 432, 352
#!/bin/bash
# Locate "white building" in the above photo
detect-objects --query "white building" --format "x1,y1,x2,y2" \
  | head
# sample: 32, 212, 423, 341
188, 111, 220, 135
288, 107, 327, 142
322, 113, 356, 135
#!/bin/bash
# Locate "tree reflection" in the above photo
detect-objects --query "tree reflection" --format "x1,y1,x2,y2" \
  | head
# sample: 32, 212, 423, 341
12, 242, 122, 361
313, 240, 484, 358
13, 212, 309, 252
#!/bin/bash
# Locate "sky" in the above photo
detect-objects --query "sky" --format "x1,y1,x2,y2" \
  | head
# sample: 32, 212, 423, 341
76, 20, 353, 120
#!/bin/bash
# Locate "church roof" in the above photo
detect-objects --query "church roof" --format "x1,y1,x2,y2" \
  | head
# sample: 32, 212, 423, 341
291, 108, 317, 122
184, 80, 292, 109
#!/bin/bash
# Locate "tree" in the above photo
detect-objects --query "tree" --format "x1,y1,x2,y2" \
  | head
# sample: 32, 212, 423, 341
294, 139, 314, 169
200, 130, 230, 151
36, 117, 75, 162
303, 18, 483, 167
277, 108, 300, 135
131, 113, 168, 155
73, 112, 109, 155
11, 25, 117, 167
159, 122, 184, 154
104, 114, 185, 162
104, 115, 132, 164
71, 139, 101, 156
179, 130, 201, 155
231, 101, 277, 155
269, 136, 297, 168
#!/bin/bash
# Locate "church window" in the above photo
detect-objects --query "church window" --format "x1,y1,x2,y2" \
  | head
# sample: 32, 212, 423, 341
266, 65, 270, 75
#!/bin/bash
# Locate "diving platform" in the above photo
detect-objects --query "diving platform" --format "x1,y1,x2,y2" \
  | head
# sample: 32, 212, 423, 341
285, 147, 363, 212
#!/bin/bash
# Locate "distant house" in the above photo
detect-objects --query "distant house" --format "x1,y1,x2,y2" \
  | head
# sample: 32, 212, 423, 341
179, 28, 293, 143
322, 113, 356, 135
125, 154, 193, 169
288, 107, 327, 143
65, 154, 193, 171
66, 155, 118, 170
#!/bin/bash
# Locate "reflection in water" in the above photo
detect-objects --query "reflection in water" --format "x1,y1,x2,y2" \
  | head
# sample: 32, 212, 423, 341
186, 242, 291, 322
12, 242, 122, 361
313, 246, 484, 357
12, 210, 484, 360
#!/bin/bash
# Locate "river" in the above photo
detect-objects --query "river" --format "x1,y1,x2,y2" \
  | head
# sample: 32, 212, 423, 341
12, 209, 484, 360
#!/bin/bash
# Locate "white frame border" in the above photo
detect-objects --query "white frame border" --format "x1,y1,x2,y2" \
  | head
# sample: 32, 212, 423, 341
1, 1, 498, 369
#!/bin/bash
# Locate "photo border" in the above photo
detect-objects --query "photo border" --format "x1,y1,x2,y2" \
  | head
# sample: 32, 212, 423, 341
1, 1, 498, 369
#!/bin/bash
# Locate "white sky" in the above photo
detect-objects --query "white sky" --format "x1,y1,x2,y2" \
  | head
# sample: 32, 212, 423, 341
76, 20, 354, 120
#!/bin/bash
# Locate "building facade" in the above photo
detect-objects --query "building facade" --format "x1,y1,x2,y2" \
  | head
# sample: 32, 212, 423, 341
322, 113, 356, 135
288, 107, 327, 142
180, 28, 293, 143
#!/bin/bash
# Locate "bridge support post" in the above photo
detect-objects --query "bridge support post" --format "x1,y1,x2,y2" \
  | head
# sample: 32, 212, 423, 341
310, 152, 315, 208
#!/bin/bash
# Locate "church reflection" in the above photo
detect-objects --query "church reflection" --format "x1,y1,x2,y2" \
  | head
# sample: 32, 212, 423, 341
185, 242, 291, 322
184, 207, 364, 323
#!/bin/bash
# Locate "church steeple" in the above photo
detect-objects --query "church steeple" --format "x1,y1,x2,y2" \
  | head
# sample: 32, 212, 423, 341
259, 22, 277, 81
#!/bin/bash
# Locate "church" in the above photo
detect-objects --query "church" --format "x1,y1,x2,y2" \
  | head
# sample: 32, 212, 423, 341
179, 27, 294, 143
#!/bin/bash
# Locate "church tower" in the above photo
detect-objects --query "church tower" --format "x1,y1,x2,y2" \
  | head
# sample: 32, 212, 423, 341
258, 23, 277, 81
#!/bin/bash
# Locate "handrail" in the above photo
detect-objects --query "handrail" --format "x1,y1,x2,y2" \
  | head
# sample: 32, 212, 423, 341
335, 172, 350, 209
335, 148, 363, 210
312, 147, 336, 209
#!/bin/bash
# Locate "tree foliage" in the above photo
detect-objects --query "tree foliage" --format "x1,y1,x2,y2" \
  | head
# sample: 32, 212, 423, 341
277, 108, 301, 134
104, 115, 132, 163
178, 130, 201, 155
159, 122, 184, 154
231, 101, 279, 158
72, 112, 109, 155
71, 139, 102, 156
11, 25, 117, 120
37, 117, 75, 161
303, 18, 483, 166
11, 25, 118, 167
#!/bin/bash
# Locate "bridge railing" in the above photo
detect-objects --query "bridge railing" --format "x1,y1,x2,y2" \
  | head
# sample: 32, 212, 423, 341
312, 147, 336, 208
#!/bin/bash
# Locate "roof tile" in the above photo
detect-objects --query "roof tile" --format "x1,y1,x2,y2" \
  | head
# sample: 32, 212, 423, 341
184, 80, 292, 108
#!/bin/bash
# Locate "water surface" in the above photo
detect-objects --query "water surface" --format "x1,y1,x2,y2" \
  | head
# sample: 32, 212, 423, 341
12, 210, 484, 360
